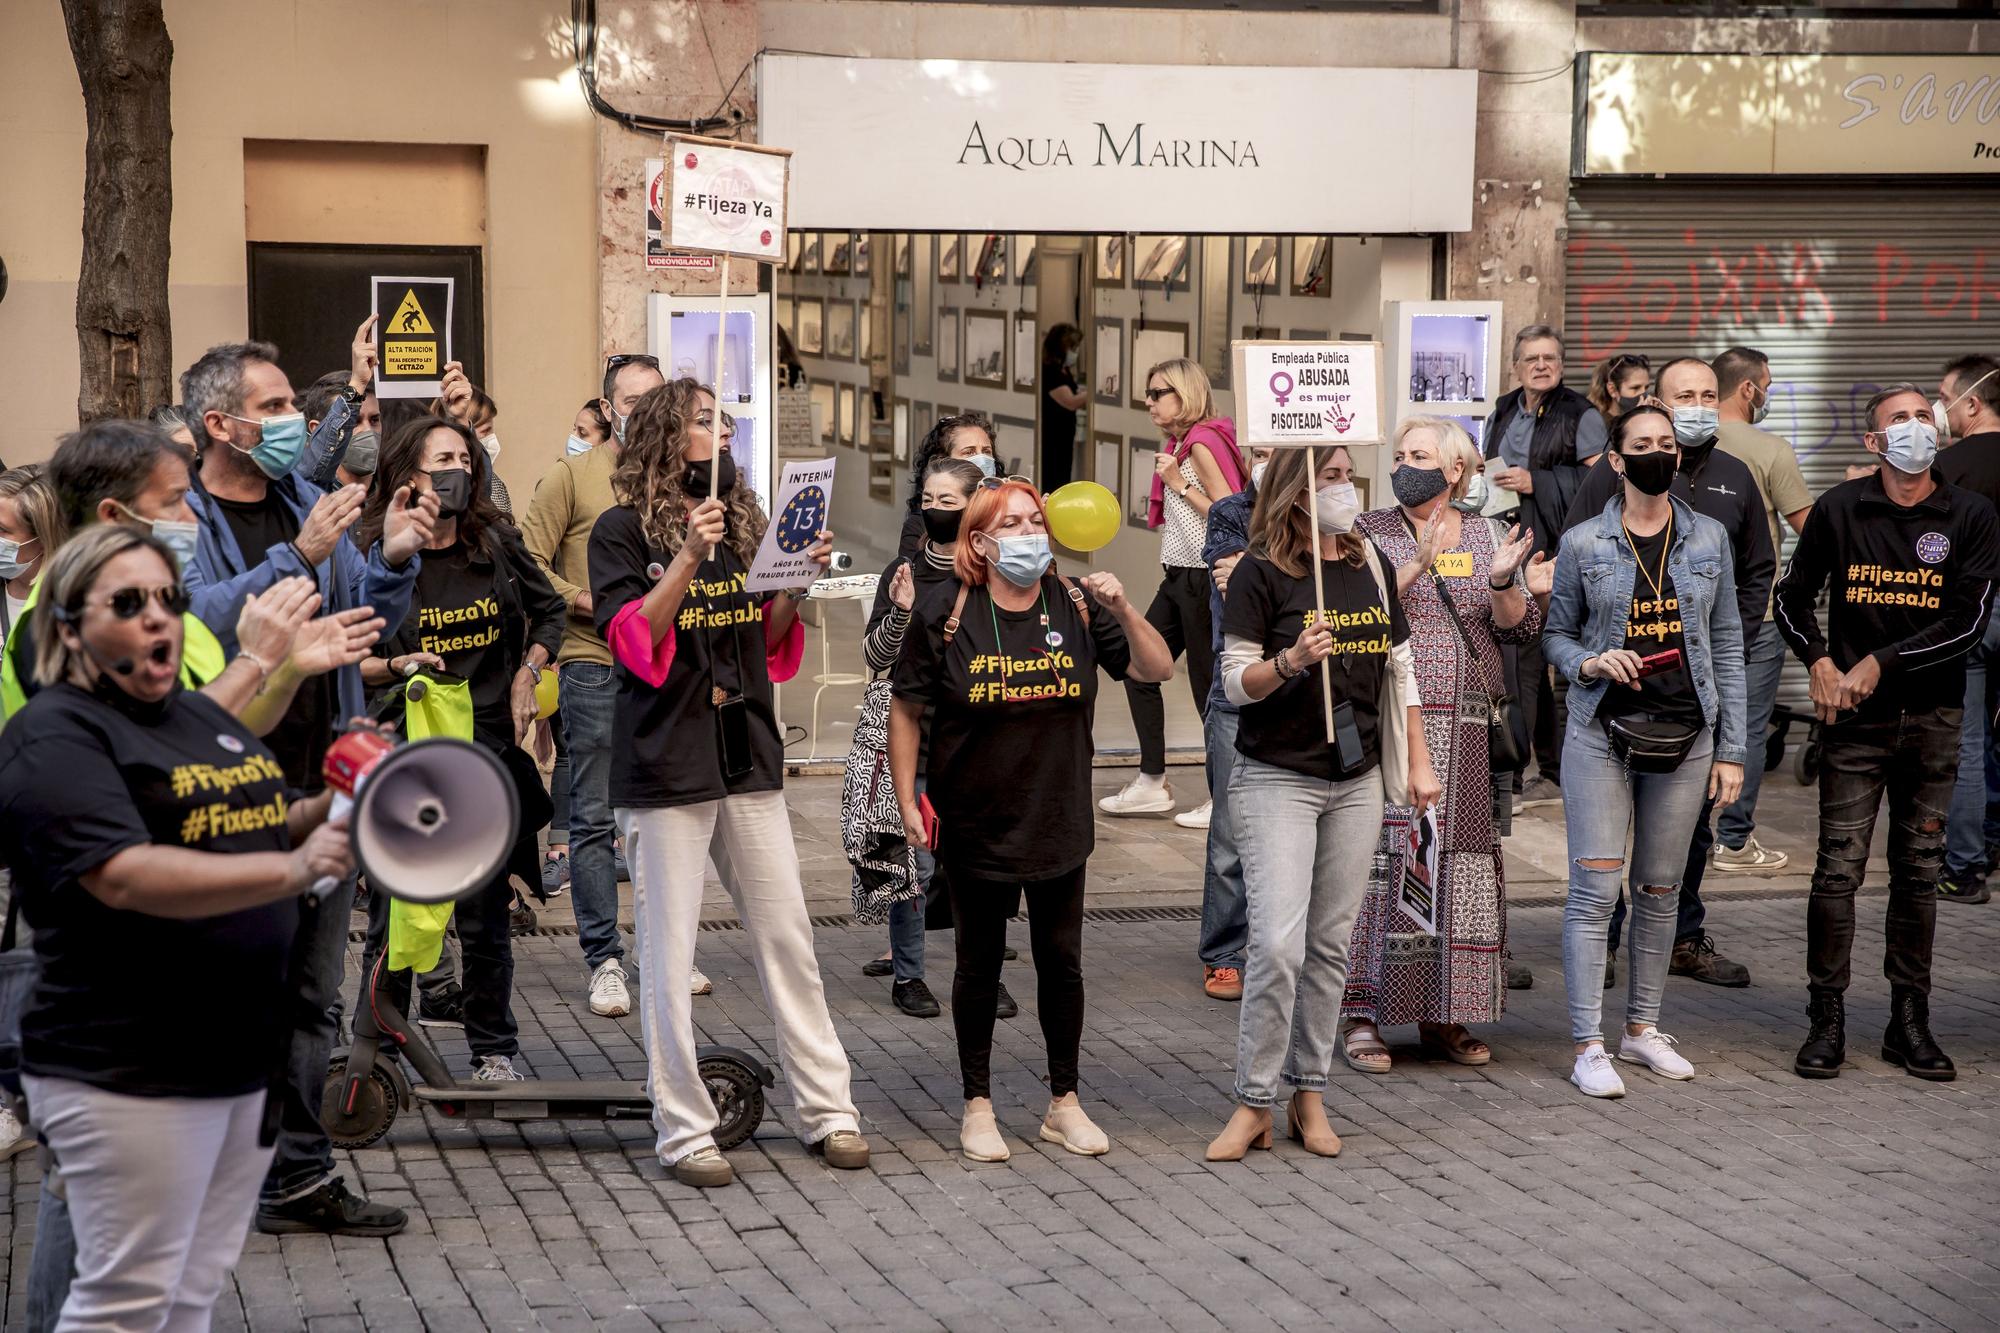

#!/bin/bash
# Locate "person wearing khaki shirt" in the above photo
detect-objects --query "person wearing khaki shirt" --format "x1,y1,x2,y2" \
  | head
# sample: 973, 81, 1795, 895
1711, 347, 1813, 879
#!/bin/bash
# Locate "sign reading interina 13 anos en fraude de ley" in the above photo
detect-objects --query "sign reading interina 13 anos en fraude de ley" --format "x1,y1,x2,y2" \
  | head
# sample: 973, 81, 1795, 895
1234, 342, 1385, 447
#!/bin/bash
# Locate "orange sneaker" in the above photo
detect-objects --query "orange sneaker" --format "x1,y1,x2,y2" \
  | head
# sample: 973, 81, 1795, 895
1204, 966, 1243, 1001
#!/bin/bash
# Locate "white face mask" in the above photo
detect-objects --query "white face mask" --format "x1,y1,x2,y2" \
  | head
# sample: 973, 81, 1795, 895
1250, 460, 1268, 490
480, 433, 501, 462
1877, 418, 1939, 475
1313, 481, 1361, 535
565, 434, 593, 456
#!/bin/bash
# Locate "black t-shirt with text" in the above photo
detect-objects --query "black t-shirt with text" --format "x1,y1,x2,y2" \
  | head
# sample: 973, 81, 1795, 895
893, 574, 1131, 881
589, 506, 784, 808
384, 540, 512, 746
1222, 547, 1409, 781
214, 490, 332, 789
0, 684, 298, 1097
1598, 523, 1702, 727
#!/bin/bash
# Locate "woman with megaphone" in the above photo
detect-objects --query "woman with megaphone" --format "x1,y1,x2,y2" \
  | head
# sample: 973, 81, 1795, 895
0, 526, 360, 1326
889, 477, 1173, 1163
353, 415, 567, 1085
590, 378, 871, 1189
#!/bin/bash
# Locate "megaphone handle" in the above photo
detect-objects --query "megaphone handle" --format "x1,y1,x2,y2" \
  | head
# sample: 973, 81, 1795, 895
309, 790, 357, 905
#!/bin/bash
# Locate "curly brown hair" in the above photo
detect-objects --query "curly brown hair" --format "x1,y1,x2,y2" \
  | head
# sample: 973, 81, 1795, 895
610, 378, 767, 564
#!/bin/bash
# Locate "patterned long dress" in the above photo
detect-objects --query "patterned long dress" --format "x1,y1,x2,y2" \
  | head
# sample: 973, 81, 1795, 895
1341, 508, 1540, 1027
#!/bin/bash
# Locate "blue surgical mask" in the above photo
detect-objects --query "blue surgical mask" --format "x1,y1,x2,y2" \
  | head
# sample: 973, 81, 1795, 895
1671, 406, 1719, 449
228, 411, 307, 479
1879, 419, 1939, 475
0, 536, 37, 581
1749, 383, 1770, 426
112, 502, 199, 571
988, 533, 1052, 587
565, 434, 594, 456
968, 452, 998, 479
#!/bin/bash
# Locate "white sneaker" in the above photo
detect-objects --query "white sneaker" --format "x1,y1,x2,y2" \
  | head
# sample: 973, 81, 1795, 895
1098, 776, 1174, 816
474, 1054, 526, 1082
1570, 1045, 1626, 1098
690, 966, 713, 996
1173, 800, 1212, 830
1618, 1027, 1696, 1081
1710, 835, 1789, 873
0, 1104, 32, 1162
589, 959, 631, 1017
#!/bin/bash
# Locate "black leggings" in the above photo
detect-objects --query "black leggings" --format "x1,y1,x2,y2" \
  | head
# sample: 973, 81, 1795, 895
945, 862, 1087, 1101
1122, 565, 1216, 774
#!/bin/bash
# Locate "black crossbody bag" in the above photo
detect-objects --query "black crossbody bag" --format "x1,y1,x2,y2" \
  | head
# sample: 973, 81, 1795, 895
1430, 567, 1525, 773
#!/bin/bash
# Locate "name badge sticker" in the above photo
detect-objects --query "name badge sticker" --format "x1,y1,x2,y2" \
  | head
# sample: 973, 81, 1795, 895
1433, 551, 1474, 579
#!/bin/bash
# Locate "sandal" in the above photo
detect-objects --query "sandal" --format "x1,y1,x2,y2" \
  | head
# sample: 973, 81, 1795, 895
1341, 1022, 1392, 1075
1420, 1023, 1492, 1066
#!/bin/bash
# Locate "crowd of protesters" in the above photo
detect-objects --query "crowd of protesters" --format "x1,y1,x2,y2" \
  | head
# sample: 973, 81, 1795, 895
0, 303, 1991, 1323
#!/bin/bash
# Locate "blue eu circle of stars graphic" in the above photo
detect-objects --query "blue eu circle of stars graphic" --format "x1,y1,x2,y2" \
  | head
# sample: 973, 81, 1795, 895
776, 485, 827, 554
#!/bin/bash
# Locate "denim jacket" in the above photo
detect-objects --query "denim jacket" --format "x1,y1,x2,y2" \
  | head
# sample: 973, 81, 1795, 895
1543, 491, 1748, 765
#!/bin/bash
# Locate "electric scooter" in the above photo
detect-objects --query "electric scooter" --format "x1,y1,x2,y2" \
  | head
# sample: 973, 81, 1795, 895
322, 956, 771, 1151
315, 677, 773, 1150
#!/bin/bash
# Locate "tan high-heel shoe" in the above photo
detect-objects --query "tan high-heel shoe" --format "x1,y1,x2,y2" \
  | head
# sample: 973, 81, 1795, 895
1205, 1107, 1273, 1162
1287, 1092, 1342, 1157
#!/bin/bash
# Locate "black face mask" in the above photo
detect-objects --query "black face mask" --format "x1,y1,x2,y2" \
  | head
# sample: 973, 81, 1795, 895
428, 468, 472, 517
921, 506, 964, 544
1390, 465, 1450, 509
684, 450, 738, 498
1614, 394, 1643, 414
1618, 450, 1677, 497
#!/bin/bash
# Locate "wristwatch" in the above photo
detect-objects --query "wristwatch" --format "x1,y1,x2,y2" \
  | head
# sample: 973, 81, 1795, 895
336, 384, 365, 408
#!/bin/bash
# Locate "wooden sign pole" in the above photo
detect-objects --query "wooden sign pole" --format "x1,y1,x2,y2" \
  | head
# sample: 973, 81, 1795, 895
1306, 443, 1337, 745
710, 253, 732, 503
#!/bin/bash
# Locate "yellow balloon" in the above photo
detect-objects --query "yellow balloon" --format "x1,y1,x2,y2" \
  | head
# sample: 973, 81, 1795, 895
534, 667, 560, 720
1045, 481, 1120, 553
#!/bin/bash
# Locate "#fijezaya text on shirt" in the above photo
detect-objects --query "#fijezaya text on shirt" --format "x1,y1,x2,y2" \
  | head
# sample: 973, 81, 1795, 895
417, 594, 501, 656
1302, 603, 1393, 657
678, 568, 764, 632
1842, 562, 1944, 610
166, 752, 290, 844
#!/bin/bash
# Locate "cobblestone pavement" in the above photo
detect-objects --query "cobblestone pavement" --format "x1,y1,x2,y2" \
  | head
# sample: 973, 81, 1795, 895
6, 872, 1997, 1330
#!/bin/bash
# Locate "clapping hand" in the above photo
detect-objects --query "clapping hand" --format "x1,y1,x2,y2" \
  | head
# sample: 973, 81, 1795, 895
381, 485, 440, 567
235, 577, 321, 672
1489, 524, 1534, 586
288, 607, 387, 676
1523, 552, 1554, 598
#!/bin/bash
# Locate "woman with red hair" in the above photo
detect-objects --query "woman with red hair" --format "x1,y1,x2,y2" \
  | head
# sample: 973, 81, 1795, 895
888, 479, 1172, 1163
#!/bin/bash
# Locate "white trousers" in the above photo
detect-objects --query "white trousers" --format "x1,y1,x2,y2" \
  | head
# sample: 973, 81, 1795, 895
616, 790, 859, 1162
23, 1075, 273, 1333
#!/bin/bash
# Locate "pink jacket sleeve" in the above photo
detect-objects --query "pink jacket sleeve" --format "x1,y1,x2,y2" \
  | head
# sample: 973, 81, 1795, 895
607, 600, 675, 686
765, 600, 805, 683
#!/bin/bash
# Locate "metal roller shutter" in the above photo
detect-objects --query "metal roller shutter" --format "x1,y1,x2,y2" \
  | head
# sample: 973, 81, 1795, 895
1564, 179, 2000, 723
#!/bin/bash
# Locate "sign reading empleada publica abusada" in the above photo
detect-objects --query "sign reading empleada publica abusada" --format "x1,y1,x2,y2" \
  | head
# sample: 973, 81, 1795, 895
1232, 340, 1385, 448
664, 134, 791, 263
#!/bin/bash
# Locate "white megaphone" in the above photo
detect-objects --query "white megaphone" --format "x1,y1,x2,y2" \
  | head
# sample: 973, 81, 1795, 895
315, 729, 519, 903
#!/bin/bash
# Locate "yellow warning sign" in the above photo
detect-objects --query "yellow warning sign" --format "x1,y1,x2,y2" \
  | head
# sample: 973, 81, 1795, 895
384, 342, 440, 377
389, 289, 434, 335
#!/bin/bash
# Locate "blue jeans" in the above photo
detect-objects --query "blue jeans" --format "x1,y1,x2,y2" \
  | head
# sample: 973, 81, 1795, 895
1231, 757, 1383, 1107
1716, 620, 1787, 850
1945, 616, 2000, 878
889, 775, 933, 982
1561, 718, 1714, 1045
1199, 702, 1247, 970
549, 707, 571, 837
561, 662, 626, 971
26, 1185, 75, 1332
259, 876, 357, 1204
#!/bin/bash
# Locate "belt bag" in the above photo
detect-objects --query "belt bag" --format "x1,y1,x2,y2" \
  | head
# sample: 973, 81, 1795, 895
1602, 715, 1701, 773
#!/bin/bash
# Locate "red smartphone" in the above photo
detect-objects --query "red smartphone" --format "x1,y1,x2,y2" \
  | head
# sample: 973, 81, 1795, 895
917, 794, 941, 851
1635, 647, 1683, 679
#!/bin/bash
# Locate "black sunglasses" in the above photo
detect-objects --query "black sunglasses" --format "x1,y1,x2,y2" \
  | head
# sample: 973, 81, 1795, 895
605, 353, 660, 374
1143, 387, 1176, 403
105, 585, 191, 619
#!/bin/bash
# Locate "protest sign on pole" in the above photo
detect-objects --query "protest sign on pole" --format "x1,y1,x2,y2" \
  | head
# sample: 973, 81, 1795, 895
1233, 339, 1385, 743
665, 134, 793, 500
371, 276, 454, 399
745, 458, 835, 594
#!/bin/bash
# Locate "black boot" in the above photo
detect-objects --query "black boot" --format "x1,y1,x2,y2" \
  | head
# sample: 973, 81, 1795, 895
1882, 988, 1955, 1081
1793, 993, 1845, 1079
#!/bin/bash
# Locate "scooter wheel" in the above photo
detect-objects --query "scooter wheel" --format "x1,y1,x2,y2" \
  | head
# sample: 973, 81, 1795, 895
701, 1055, 765, 1151
322, 1056, 398, 1150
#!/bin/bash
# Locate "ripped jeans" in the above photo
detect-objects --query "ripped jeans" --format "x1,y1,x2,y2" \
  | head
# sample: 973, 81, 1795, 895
1560, 717, 1714, 1045
1809, 707, 1958, 999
